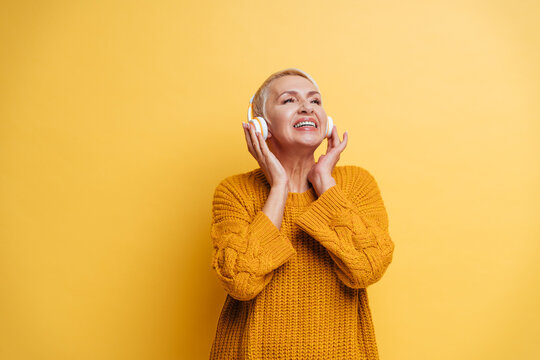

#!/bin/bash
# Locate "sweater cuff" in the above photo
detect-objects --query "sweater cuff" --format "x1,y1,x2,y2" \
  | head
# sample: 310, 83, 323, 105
294, 184, 368, 233
251, 210, 297, 266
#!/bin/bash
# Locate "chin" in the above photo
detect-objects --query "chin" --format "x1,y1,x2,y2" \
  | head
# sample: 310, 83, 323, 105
296, 137, 322, 148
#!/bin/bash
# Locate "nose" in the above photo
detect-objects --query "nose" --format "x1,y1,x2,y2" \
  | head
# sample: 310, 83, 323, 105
298, 99, 314, 114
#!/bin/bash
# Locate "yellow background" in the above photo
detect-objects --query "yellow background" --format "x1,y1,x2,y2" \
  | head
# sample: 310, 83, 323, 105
1, 1, 539, 359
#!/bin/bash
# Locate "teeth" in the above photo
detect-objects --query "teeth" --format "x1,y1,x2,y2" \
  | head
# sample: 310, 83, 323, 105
293, 121, 316, 128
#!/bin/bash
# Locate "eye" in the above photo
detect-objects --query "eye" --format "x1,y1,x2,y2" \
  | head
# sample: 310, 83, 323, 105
311, 99, 321, 104
283, 98, 294, 104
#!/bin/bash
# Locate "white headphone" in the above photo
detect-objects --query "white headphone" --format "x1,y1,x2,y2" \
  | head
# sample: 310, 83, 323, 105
246, 70, 333, 140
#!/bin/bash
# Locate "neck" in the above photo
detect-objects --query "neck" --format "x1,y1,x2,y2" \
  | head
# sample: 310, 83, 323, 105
269, 141, 317, 193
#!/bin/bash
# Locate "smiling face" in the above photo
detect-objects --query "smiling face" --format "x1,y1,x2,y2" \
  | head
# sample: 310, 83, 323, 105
264, 75, 328, 150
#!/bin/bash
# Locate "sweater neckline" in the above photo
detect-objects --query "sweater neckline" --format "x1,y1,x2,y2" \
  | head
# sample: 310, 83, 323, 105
286, 186, 317, 207
253, 167, 317, 207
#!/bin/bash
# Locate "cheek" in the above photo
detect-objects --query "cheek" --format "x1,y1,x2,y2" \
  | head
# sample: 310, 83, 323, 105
317, 108, 327, 118
269, 109, 293, 126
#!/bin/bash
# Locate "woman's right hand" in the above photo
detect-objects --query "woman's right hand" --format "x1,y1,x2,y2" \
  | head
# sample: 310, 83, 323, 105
243, 122, 288, 188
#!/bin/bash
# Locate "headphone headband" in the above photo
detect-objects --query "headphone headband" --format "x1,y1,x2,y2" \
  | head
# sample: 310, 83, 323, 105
247, 95, 255, 122
292, 68, 319, 90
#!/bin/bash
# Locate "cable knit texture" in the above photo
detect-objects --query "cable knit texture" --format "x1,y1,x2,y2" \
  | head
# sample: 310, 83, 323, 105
209, 165, 394, 359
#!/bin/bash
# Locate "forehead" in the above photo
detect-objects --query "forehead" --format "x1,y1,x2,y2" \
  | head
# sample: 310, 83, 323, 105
268, 75, 318, 97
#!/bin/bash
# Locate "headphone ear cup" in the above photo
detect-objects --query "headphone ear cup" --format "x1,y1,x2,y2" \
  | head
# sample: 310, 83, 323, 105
326, 116, 334, 138
249, 117, 268, 140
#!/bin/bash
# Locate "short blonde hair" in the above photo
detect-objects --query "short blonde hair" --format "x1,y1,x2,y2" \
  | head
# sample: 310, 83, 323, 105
251, 68, 319, 120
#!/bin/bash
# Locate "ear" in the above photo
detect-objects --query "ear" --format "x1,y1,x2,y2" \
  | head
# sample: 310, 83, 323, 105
266, 121, 272, 139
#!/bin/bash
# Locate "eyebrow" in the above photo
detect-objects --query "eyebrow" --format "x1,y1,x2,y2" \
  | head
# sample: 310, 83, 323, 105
277, 90, 320, 98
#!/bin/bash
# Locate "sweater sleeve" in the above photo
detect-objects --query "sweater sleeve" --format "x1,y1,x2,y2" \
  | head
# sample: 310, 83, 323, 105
210, 178, 297, 301
294, 168, 394, 289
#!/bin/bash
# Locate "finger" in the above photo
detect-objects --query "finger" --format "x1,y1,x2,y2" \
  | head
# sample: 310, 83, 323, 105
243, 123, 253, 153
258, 131, 270, 157
325, 129, 332, 153
339, 131, 348, 150
326, 125, 337, 154
248, 123, 264, 160
325, 136, 331, 154
243, 123, 255, 156
331, 125, 340, 148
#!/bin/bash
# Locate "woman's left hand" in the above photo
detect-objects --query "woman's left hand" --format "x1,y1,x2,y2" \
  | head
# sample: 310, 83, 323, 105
307, 125, 348, 197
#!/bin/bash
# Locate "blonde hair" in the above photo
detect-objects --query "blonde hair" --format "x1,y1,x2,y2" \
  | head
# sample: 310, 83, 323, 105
251, 68, 319, 120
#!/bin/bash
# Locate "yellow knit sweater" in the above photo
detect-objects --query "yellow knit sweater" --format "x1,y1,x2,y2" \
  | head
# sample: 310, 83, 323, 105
209, 165, 394, 359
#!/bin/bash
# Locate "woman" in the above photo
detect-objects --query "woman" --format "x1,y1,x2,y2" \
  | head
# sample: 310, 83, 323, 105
209, 68, 395, 359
